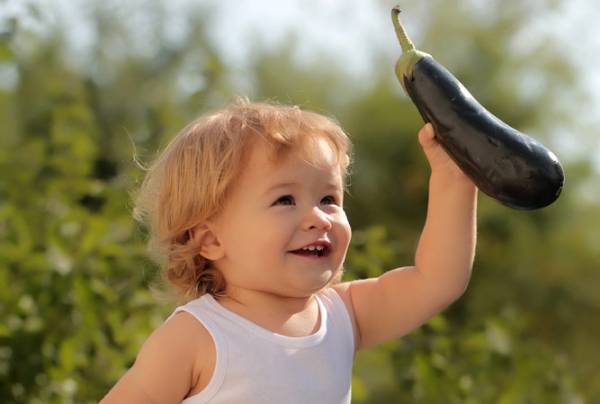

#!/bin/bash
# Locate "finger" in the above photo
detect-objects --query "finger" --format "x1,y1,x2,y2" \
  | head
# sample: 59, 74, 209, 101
418, 123, 435, 147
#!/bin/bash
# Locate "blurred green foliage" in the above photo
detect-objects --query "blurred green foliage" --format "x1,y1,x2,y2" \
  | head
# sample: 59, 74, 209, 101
1, 0, 599, 403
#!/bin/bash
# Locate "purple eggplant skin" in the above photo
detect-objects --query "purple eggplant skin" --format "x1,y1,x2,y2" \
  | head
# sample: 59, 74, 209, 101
404, 57, 565, 210
391, 6, 565, 210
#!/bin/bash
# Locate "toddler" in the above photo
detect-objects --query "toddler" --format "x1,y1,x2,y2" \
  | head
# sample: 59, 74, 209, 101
100, 98, 477, 403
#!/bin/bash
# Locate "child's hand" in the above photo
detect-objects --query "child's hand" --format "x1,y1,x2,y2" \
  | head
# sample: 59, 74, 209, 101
418, 123, 469, 181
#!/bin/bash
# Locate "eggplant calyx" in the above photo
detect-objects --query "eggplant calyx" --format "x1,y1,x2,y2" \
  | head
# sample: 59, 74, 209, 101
392, 5, 431, 94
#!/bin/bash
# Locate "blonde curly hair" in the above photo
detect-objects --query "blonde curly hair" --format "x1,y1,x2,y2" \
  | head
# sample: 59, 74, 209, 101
134, 98, 352, 303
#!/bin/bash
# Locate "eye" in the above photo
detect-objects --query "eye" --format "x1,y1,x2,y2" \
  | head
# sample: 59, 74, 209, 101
273, 195, 295, 206
320, 195, 338, 205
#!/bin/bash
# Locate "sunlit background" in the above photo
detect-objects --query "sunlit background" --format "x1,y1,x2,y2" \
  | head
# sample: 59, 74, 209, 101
7, 0, 600, 163
1, 0, 599, 402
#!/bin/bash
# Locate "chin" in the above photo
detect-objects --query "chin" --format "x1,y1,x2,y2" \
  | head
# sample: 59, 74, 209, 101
306, 270, 342, 295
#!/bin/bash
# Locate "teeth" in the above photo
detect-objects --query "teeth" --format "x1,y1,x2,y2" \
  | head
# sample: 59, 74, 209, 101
302, 245, 324, 251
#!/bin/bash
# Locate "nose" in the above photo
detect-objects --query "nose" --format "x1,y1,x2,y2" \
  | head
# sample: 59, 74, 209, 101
303, 207, 332, 231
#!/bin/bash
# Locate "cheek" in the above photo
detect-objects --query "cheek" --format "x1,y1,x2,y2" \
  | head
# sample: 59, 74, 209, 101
218, 217, 256, 258
344, 224, 352, 248
225, 217, 281, 258
336, 216, 352, 248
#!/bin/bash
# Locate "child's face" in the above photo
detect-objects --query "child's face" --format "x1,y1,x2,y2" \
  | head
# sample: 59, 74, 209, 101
208, 138, 352, 298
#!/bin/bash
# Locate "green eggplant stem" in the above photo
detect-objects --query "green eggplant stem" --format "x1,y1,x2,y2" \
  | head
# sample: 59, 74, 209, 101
392, 5, 431, 91
392, 5, 415, 53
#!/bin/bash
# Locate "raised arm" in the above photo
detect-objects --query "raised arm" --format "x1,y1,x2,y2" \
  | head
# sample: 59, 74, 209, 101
336, 123, 477, 350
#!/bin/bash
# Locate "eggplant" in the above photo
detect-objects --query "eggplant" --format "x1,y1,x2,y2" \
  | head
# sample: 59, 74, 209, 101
391, 5, 564, 210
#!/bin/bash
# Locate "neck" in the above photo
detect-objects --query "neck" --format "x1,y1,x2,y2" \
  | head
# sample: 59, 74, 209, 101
216, 288, 321, 337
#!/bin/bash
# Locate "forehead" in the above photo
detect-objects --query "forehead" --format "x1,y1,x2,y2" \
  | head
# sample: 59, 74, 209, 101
245, 137, 344, 184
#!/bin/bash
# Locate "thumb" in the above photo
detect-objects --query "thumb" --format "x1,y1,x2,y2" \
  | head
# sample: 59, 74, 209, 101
418, 123, 436, 149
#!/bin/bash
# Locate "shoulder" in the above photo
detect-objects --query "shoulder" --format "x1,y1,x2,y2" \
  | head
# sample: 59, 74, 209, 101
146, 306, 217, 399
328, 284, 361, 350
329, 282, 354, 313
101, 303, 216, 403
150, 308, 216, 368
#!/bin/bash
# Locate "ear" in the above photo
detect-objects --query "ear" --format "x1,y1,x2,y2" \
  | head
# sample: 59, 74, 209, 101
189, 222, 225, 261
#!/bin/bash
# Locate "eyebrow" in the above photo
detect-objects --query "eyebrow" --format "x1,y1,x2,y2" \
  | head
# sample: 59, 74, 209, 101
263, 180, 343, 197
262, 182, 300, 196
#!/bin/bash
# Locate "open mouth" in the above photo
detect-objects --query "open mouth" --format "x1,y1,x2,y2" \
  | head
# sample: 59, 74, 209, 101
290, 244, 330, 258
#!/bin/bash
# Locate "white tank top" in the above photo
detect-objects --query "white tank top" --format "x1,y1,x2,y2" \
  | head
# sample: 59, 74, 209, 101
173, 288, 355, 404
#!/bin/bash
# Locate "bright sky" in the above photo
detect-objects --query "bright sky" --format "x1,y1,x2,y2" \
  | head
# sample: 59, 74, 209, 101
3, 0, 600, 166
